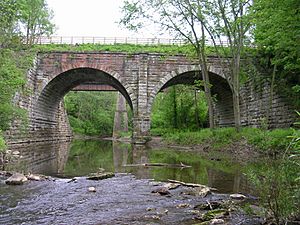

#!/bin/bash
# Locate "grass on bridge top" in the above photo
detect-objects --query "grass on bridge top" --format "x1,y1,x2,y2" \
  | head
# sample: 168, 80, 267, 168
31, 43, 230, 57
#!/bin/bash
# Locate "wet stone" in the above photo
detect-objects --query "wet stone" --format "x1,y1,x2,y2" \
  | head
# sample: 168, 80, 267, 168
151, 187, 171, 196
163, 182, 180, 190
27, 174, 42, 181
5, 173, 28, 185
230, 193, 247, 200
88, 187, 96, 192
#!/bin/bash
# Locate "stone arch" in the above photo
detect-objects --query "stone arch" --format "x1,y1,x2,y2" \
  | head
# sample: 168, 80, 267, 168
148, 68, 234, 127
32, 67, 133, 132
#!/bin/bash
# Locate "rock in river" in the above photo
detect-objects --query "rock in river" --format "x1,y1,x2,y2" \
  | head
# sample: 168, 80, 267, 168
87, 172, 115, 180
88, 187, 96, 192
27, 174, 42, 181
151, 187, 170, 196
230, 193, 246, 200
5, 173, 28, 185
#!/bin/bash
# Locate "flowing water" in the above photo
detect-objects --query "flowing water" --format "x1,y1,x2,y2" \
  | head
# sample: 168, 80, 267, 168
0, 139, 258, 225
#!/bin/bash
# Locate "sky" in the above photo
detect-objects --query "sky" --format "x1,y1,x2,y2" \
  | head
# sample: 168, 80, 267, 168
47, 0, 163, 38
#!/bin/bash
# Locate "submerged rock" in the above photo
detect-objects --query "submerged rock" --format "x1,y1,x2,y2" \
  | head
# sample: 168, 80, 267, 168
5, 173, 28, 185
88, 187, 96, 192
87, 172, 115, 180
151, 187, 170, 196
182, 186, 211, 197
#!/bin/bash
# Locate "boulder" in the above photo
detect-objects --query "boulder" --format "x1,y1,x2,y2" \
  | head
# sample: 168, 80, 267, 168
5, 173, 28, 185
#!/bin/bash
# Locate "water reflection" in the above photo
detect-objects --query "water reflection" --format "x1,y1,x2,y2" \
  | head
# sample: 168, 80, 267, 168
5, 141, 70, 175
5, 139, 253, 194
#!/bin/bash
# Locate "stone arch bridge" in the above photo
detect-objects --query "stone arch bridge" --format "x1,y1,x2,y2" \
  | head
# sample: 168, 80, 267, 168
8, 51, 295, 145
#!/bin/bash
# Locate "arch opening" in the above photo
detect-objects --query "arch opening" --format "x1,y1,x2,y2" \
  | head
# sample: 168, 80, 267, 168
32, 68, 133, 139
150, 70, 234, 132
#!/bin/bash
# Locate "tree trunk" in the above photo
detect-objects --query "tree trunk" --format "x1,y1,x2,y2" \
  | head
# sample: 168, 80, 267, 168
199, 23, 214, 129
232, 59, 241, 131
232, 89, 241, 131
200, 57, 215, 129
172, 86, 178, 129
194, 88, 200, 128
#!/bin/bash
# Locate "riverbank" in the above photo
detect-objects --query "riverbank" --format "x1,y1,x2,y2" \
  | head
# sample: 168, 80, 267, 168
148, 127, 297, 162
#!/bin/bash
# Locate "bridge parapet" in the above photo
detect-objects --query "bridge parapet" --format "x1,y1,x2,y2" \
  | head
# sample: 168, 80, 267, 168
34, 36, 229, 46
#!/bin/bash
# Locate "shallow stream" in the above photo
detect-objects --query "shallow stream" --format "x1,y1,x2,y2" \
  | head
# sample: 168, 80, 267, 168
0, 139, 259, 224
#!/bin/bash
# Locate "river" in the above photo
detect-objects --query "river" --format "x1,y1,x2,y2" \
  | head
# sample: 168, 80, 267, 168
0, 139, 260, 224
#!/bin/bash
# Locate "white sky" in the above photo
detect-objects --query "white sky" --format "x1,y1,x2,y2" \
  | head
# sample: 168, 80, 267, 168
47, 0, 164, 38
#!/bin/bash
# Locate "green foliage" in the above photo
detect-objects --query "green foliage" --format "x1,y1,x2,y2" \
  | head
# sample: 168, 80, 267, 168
0, 0, 22, 48
253, 0, 300, 71
0, 132, 6, 152
247, 160, 299, 224
154, 127, 294, 153
151, 85, 208, 130
252, 0, 300, 109
287, 112, 300, 181
0, 0, 55, 48
0, 49, 27, 131
242, 128, 294, 153
19, 0, 55, 46
33, 42, 213, 56
64, 91, 118, 136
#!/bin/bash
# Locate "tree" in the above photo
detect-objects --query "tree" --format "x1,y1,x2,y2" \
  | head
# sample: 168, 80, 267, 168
205, 0, 252, 130
252, 0, 300, 111
19, 0, 55, 46
253, 0, 300, 72
120, 0, 215, 128
0, 0, 21, 47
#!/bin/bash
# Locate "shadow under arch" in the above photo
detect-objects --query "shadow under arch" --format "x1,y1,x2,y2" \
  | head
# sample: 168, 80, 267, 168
149, 70, 234, 127
33, 67, 133, 129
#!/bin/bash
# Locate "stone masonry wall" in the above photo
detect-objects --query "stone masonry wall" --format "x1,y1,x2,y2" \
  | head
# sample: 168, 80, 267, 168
5, 51, 297, 146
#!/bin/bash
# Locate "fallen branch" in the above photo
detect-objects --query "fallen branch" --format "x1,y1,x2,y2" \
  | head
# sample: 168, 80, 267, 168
167, 179, 205, 187
123, 162, 191, 168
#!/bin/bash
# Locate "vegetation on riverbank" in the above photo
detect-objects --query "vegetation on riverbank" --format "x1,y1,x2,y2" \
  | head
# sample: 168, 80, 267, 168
150, 116, 300, 224
151, 127, 298, 154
